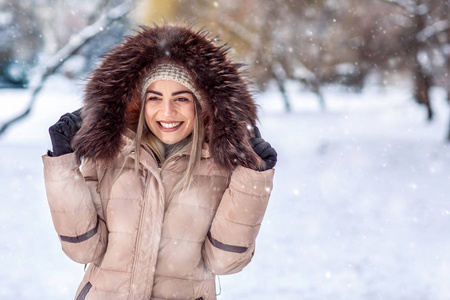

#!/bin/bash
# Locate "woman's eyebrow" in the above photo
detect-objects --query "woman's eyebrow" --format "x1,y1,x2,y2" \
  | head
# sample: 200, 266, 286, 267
146, 90, 193, 96
172, 90, 193, 96
146, 90, 162, 96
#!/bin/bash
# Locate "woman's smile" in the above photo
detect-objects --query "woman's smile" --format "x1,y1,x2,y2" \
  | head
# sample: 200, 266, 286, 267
157, 121, 183, 131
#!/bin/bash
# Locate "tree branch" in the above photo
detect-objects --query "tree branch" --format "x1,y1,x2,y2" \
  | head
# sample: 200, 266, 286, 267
0, 0, 133, 136
378, 0, 416, 14
417, 19, 450, 42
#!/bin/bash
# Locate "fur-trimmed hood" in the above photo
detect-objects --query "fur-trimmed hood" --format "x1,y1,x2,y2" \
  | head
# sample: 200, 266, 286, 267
73, 23, 263, 170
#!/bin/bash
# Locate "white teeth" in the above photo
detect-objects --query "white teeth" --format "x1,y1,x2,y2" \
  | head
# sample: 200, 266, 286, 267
159, 122, 181, 129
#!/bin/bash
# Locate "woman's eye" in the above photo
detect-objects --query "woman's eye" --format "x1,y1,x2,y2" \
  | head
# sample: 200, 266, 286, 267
175, 97, 189, 102
146, 96, 160, 101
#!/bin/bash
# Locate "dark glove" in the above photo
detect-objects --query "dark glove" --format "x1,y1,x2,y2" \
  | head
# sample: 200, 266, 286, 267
48, 108, 83, 157
250, 126, 277, 171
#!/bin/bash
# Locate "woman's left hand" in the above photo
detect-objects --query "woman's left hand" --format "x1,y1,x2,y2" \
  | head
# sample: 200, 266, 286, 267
250, 126, 277, 171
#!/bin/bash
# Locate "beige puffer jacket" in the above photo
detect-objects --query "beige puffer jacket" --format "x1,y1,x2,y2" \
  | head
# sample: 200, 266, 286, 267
43, 131, 274, 300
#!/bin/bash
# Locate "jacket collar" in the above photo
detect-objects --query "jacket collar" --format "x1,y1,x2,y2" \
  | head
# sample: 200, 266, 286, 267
121, 128, 211, 172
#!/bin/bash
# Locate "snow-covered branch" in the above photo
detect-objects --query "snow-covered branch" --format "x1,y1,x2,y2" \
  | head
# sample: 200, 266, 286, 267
417, 20, 450, 42
379, 0, 416, 14
379, 0, 430, 16
32, 0, 133, 86
0, 0, 133, 136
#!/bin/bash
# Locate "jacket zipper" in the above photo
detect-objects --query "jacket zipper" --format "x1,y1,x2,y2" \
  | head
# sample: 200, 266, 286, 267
128, 175, 149, 300
127, 155, 167, 298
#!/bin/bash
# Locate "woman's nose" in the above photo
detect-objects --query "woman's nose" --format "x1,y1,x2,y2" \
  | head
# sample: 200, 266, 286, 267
163, 100, 175, 116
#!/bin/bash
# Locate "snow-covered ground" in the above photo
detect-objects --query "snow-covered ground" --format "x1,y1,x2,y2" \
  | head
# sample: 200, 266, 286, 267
1, 76, 449, 299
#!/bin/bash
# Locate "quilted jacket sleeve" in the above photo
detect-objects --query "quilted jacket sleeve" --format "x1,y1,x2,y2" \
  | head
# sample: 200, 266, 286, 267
42, 153, 108, 264
203, 165, 274, 275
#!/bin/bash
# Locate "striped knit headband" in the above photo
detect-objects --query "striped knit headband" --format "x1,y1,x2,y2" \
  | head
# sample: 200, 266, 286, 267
141, 64, 201, 102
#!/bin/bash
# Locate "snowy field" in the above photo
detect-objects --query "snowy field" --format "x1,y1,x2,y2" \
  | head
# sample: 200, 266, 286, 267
1, 76, 450, 299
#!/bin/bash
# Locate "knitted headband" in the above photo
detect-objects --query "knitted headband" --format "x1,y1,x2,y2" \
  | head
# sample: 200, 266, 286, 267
141, 64, 201, 102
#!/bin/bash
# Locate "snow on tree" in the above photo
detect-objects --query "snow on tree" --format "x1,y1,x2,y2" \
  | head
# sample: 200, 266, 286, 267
0, 0, 134, 136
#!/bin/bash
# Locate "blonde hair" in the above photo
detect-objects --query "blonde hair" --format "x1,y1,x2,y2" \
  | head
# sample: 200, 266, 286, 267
134, 92, 204, 199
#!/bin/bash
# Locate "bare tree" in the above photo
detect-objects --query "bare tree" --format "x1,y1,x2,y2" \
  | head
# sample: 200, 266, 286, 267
0, 0, 134, 136
378, 0, 450, 121
184, 0, 331, 112
173, 0, 450, 129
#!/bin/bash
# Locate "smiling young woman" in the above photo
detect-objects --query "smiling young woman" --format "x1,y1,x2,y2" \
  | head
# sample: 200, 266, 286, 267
42, 23, 277, 300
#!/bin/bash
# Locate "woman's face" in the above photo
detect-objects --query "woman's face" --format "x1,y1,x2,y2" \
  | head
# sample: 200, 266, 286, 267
144, 80, 195, 145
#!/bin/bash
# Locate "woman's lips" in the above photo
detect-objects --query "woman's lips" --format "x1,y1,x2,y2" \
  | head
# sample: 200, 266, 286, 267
157, 121, 183, 132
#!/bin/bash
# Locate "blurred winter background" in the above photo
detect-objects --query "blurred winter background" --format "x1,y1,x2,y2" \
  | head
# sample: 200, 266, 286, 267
1, 0, 450, 299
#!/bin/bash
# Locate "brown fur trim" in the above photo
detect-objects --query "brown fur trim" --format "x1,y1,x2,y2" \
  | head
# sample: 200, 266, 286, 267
72, 23, 264, 170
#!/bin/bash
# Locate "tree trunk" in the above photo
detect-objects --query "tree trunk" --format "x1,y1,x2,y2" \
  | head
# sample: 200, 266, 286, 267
413, 62, 433, 121
311, 79, 326, 112
447, 90, 450, 141
274, 73, 291, 113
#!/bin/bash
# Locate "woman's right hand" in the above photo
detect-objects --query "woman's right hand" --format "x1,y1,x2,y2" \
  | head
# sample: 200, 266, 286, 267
48, 108, 83, 156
